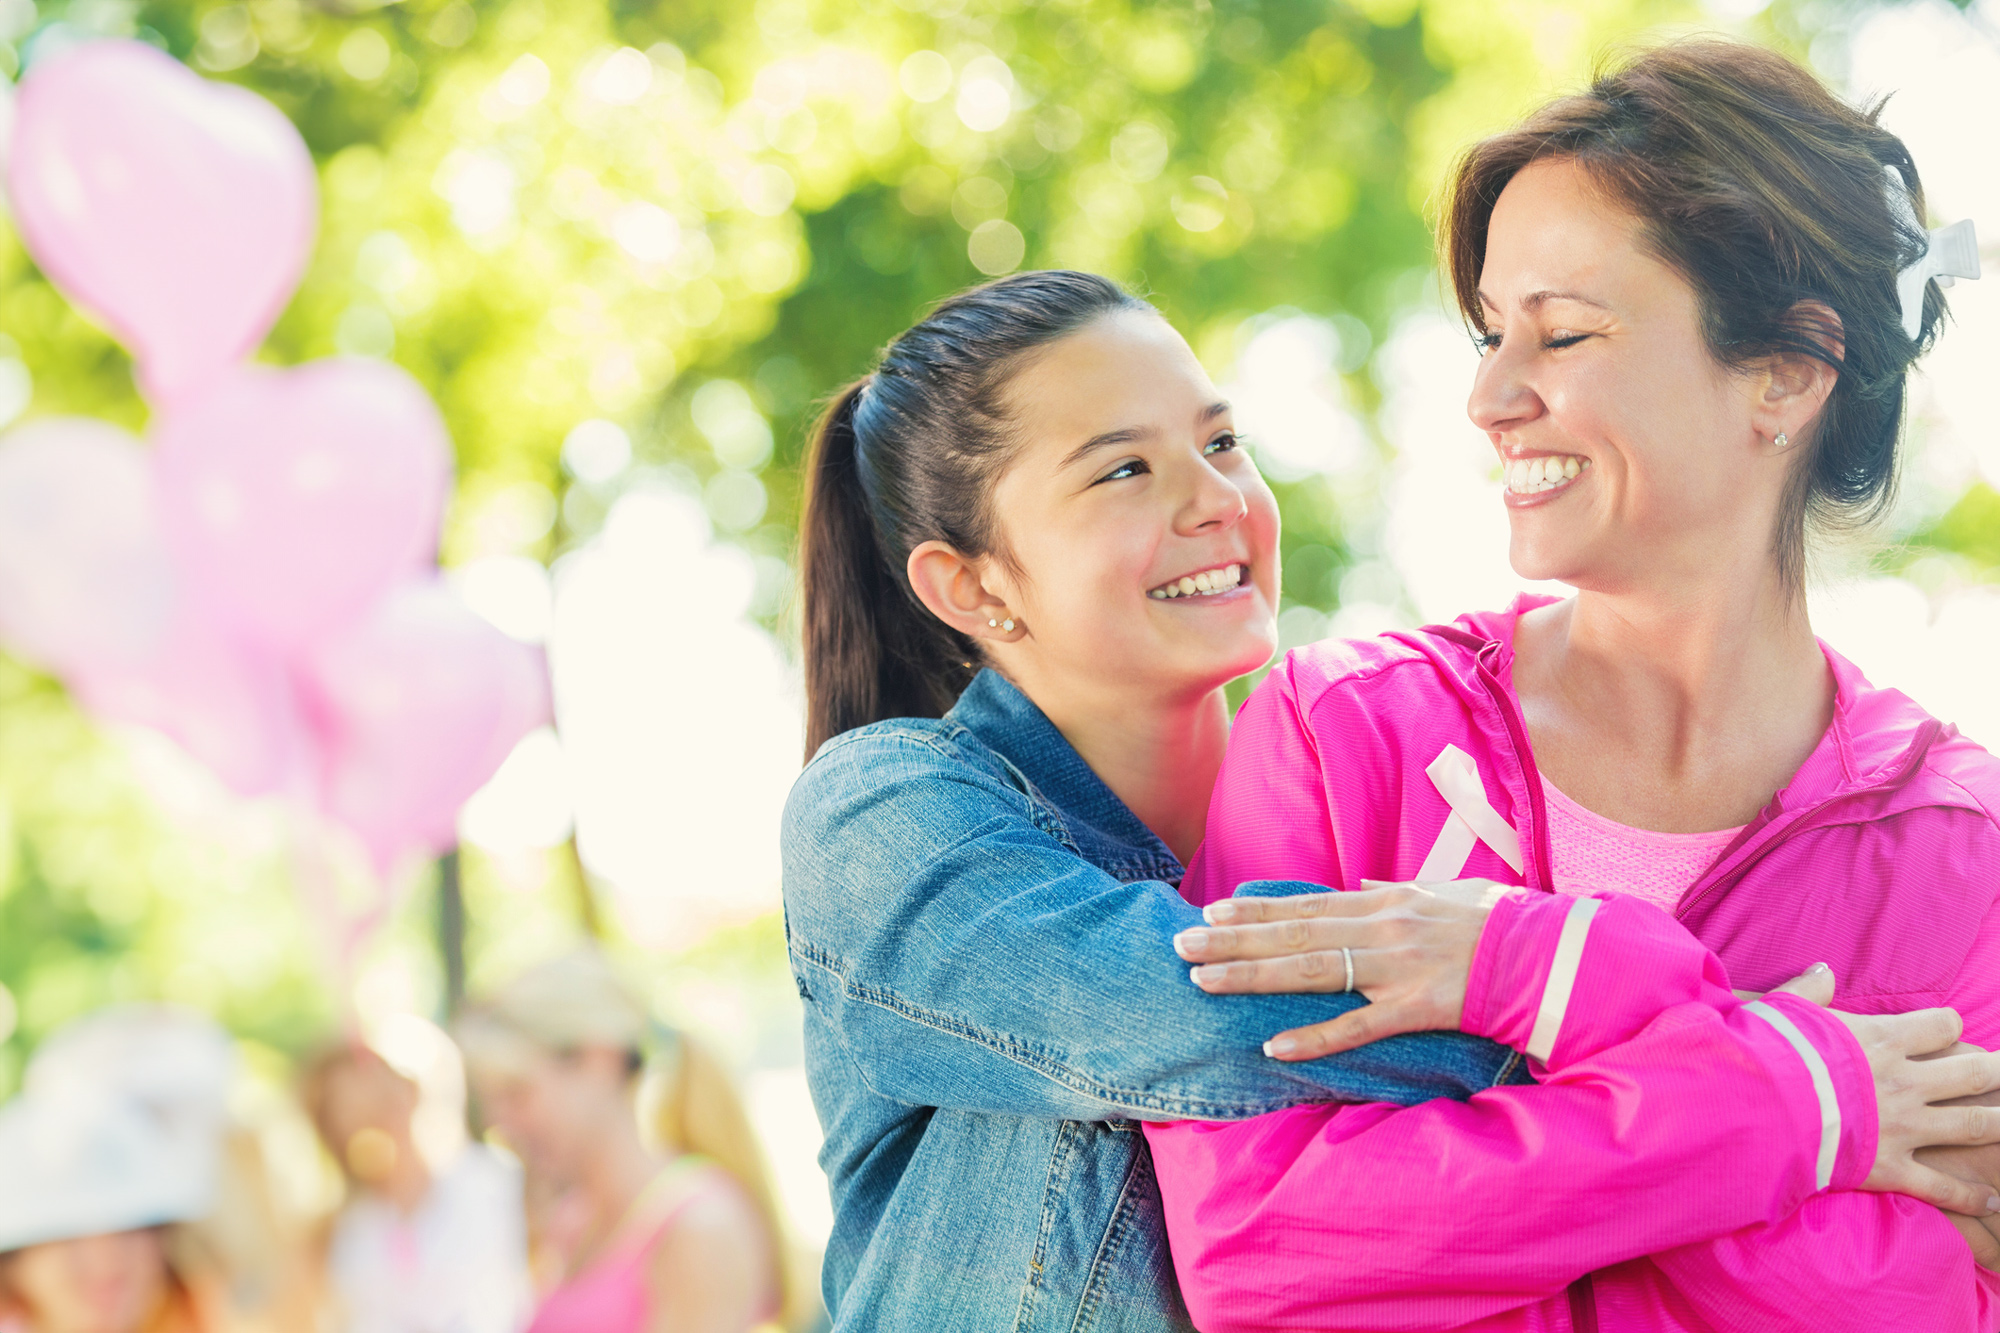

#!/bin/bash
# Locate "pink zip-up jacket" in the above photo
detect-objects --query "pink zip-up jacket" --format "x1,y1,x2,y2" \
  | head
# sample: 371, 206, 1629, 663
1146, 596, 2000, 1332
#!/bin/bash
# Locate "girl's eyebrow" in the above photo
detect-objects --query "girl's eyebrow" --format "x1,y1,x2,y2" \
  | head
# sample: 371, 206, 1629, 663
1060, 401, 1230, 469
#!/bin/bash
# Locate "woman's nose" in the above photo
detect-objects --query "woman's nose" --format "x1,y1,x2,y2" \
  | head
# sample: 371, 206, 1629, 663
1467, 335, 1544, 436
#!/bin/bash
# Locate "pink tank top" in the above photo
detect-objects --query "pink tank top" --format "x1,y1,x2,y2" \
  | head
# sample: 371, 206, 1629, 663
1540, 777, 1745, 912
524, 1161, 760, 1333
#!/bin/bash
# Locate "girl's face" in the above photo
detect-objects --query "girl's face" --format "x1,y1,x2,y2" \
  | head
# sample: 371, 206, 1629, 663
318, 1057, 420, 1186
1468, 157, 1799, 592
979, 310, 1281, 702
2, 1230, 168, 1333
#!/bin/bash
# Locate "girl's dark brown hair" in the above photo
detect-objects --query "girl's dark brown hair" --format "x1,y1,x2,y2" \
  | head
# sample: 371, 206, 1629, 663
1441, 39, 1948, 592
799, 270, 1148, 758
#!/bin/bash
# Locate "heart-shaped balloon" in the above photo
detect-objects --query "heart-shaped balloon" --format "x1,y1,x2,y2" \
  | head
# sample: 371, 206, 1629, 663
7, 40, 318, 405
72, 611, 310, 799
0, 417, 309, 796
0, 418, 174, 674
302, 580, 551, 872
152, 359, 454, 654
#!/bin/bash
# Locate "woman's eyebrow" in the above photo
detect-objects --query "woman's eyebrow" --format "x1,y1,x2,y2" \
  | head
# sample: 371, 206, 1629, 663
1478, 287, 1611, 312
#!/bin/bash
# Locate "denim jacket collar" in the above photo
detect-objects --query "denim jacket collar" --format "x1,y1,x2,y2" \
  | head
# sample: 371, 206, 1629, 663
948, 669, 1184, 884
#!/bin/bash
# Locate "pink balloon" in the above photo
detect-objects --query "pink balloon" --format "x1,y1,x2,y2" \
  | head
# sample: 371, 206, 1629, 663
71, 610, 310, 799
0, 418, 174, 674
0, 418, 307, 795
152, 359, 454, 654
7, 40, 317, 404
302, 581, 550, 871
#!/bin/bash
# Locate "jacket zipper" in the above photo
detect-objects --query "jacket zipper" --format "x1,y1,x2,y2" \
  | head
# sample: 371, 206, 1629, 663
1424, 624, 1556, 892
1673, 718, 1941, 922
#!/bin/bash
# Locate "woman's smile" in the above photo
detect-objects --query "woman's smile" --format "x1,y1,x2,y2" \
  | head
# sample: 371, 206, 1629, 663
1500, 452, 1592, 508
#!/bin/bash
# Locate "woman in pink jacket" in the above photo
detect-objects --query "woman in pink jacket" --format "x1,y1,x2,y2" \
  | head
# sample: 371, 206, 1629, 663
1155, 40, 2000, 1332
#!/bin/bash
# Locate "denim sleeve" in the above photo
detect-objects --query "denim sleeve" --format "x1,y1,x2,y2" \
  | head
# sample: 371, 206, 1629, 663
781, 728, 1523, 1123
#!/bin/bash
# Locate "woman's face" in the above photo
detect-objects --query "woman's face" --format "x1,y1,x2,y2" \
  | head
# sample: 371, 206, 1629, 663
1468, 157, 1793, 591
468, 1045, 627, 1187
980, 310, 1281, 703
2, 1230, 168, 1333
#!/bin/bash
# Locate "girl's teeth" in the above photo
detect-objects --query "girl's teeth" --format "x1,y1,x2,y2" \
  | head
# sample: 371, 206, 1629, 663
1151, 564, 1245, 599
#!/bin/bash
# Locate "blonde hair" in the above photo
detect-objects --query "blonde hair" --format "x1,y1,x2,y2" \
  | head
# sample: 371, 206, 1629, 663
460, 951, 815, 1330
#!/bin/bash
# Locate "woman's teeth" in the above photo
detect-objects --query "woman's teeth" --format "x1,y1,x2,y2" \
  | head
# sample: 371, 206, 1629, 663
1505, 455, 1589, 495
1149, 564, 1245, 600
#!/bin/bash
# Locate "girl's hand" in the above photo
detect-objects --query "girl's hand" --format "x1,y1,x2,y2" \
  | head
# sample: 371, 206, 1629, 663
1172, 879, 1507, 1059
1946, 1213, 2000, 1271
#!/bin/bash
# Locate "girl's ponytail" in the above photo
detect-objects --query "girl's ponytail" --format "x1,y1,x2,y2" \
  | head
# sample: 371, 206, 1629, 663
797, 271, 1149, 760
800, 381, 972, 758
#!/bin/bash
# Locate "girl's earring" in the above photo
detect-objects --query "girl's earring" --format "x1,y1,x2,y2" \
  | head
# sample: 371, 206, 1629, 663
1773, 431, 1791, 450
986, 617, 1016, 633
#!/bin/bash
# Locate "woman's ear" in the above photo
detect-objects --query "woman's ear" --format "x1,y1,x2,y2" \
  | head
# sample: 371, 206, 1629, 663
907, 540, 1019, 641
1757, 301, 1844, 445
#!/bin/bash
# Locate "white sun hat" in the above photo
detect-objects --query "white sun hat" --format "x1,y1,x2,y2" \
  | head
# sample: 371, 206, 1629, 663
0, 1005, 235, 1253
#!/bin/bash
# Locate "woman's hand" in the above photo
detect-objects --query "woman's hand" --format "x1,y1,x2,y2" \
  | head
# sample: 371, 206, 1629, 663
1812, 1010, 2000, 1216
1914, 1043, 2000, 1268
1172, 879, 1507, 1060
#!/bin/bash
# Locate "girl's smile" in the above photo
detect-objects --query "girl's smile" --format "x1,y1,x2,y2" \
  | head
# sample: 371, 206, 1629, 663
1148, 561, 1251, 600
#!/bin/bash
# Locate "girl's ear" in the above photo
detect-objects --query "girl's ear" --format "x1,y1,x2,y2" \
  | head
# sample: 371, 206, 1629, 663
907, 540, 1016, 641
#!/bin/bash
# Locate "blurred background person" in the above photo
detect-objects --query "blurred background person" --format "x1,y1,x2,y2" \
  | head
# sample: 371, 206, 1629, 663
457, 951, 799, 1333
0, 1006, 303, 1333
301, 1032, 532, 1333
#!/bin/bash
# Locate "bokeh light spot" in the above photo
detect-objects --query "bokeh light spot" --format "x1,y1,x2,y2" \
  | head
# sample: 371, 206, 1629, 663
899, 50, 953, 103
968, 219, 1025, 275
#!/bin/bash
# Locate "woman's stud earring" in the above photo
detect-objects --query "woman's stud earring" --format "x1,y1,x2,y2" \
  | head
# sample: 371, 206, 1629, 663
1774, 431, 1790, 450
988, 617, 1014, 632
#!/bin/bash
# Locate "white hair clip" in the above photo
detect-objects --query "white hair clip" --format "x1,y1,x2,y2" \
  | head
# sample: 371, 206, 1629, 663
1885, 164, 1980, 340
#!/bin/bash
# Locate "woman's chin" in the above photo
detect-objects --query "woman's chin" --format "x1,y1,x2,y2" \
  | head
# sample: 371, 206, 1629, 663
1507, 533, 1590, 587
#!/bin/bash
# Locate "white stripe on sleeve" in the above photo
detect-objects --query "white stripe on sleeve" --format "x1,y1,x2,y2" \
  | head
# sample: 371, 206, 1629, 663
1524, 896, 1602, 1064
1744, 1000, 1842, 1191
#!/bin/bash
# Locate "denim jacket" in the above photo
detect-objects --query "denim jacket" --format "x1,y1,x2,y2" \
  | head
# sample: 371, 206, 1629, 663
781, 669, 1523, 1332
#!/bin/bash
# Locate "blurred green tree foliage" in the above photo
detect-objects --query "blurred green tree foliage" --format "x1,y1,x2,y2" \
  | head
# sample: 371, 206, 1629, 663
0, 0, 1927, 1072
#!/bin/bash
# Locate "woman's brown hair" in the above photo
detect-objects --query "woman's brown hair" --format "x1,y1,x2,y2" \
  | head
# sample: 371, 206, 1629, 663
1441, 39, 1949, 592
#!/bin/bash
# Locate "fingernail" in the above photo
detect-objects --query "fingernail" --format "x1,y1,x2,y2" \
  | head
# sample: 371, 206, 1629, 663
1203, 903, 1236, 924
1987, 1195, 1999, 1215
1175, 929, 1209, 956
1265, 1035, 1297, 1058
1808, 962, 1831, 976
1190, 965, 1220, 986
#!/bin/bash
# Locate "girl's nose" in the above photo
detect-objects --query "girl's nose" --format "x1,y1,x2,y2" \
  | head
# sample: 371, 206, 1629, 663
1180, 453, 1249, 534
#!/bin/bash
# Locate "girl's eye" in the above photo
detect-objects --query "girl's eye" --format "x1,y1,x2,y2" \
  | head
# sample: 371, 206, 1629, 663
1097, 458, 1149, 484
1544, 332, 1590, 350
1204, 432, 1240, 456
1474, 332, 1502, 355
